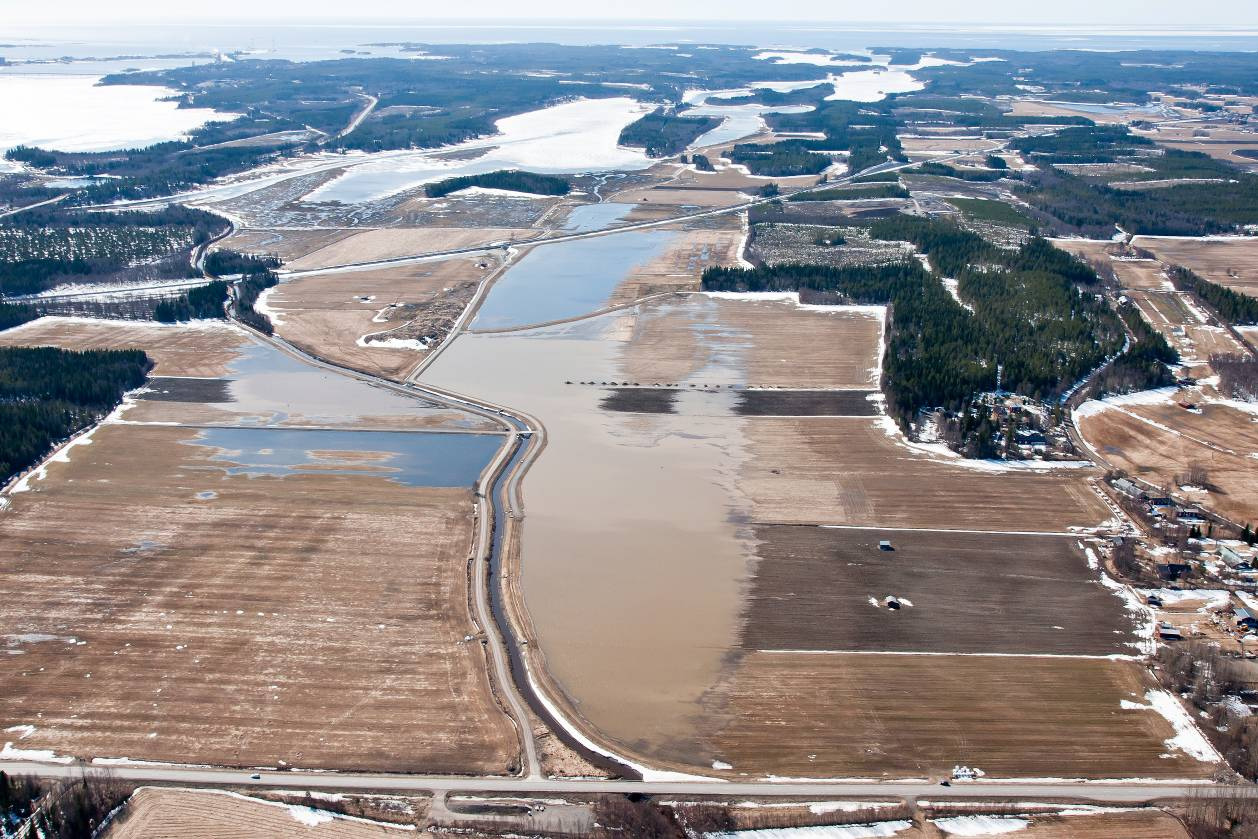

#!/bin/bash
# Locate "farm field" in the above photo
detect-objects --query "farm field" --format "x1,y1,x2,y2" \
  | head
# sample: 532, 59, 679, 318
0, 318, 247, 378
265, 256, 502, 380
105, 788, 423, 838
0, 424, 517, 773
1141, 125, 1258, 166
741, 525, 1137, 655
1125, 289, 1246, 370
708, 653, 1212, 779
1077, 397, 1258, 524
285, 226, 541, 271
741, 416, 1110, 530
605, 223, 745, 306
1130, 235, 1258, 297
1007, 99, 1169, 124
617, 294, 883, 388
216, 228, 358, 264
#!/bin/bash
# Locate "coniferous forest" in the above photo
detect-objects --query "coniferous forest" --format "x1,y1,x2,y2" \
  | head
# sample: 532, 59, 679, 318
0, 346, 152, 483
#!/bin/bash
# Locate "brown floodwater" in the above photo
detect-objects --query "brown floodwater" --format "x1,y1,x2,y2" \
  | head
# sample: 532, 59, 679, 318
421, 305, 759, 766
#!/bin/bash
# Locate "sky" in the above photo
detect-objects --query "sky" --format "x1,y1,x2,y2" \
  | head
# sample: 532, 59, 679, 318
7, 1, 1258, 26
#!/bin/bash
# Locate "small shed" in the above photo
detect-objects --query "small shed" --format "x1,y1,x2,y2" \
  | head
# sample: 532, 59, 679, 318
1236, 609, 1258, 631
1158, 621, 1183, 641
879, 540, 894, 552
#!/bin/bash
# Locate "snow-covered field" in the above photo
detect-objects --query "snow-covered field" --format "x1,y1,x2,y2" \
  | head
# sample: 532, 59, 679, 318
0, 74, 238, 153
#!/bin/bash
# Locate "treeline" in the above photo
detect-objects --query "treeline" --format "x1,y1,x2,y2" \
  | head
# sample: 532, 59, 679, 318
203, 249, 281, 277
1168, 265, 1258, 325
0, 301, 39, 332
424, 170, 570, 198
0, 771, 133, 839
790, 183, 908, 201
154, 281, 229, 322
729, 141, 832, 177
233, 270, 280, 335
618, 108, 721, 157
703, 216, 1123, 423
913, 161, 1009, 182
1211, 354, 1258, 402
1094, 304, 1178, 396
1, 346, 152, 482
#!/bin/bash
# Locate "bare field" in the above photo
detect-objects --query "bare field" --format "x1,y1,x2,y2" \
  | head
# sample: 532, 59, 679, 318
899, 136, 995, 154
105, 788, 423, 838
742, 417, 1109, 530
286, 227, 539, 271
617, 296, 884, 389
1008, 810, 1190, 839
741, 525, 1136, 655
0, 424, 517, 773
269, 256, 500, 380
217, 228, 357, 264
709, 652, 1212, 779
1130, 236, 1258, 297
0, 318, 247, 377
1126, 290, 1246, 368
1078, 400, 1258, 524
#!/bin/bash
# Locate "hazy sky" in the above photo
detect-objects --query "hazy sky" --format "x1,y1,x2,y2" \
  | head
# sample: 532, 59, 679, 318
9, 1, 1258, 26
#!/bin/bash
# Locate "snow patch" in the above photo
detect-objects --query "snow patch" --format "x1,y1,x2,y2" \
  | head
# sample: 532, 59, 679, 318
932, 815, 1029, 836
289, 805, 335, 826
1, 742, 73, 764
1143, 689, 1223, 762
708, 822, 913, 839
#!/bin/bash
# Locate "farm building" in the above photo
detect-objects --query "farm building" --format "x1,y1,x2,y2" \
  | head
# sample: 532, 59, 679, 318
1236, 609, 1258, 631
1221, 542, 1257, 570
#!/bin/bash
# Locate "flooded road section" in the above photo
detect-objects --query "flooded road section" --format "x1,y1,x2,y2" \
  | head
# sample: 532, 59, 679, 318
470, 230, 679, 331
423, 299, 766, 768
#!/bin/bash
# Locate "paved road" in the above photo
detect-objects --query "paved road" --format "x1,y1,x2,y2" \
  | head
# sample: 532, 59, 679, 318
0, 760, 1216, 803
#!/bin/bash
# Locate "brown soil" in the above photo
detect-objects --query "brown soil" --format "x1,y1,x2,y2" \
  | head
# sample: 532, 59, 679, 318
617, 295, 884, 389
1131, 236, 1258, 298
709, 652, 1214, 779
268, 257, 498, 381
217, 228, 358, 264
1078, 400, 1258, 524
742, 417, 1110, 530
104, 788, 425, 838
741, 525, 1138, 655
607, 226, 744, 306
286, 227, 540, 271
0, 318, 248, 377
0, 424, 517, 773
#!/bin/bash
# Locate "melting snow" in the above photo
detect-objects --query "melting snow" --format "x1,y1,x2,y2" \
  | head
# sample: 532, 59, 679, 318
932, 815, 1029, 836
708, 822, 913, 838
288, 805, 335, 826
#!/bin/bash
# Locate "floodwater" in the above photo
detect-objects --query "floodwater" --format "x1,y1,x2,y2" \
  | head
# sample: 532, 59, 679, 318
561, 202, 636, 233
222, 339, 481, 428
191, 426, 498, 487
470, 229, 678, 331
422, 303, 757, 767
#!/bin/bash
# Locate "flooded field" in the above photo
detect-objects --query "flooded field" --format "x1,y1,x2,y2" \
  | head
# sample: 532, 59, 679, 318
470, 230, 679, 330
560, 202, 636, 233
192, 427, 500, 487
